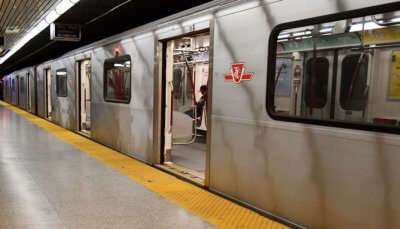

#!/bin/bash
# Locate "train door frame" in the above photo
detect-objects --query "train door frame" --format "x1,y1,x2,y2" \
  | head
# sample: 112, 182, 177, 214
75, 58, 92, 136
302, 50, 335, 119
154, 27, 213, 186
44, 68, 52, 120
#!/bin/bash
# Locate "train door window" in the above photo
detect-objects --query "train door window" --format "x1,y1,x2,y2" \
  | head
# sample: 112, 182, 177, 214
161, 31, 210, 184
305, 57, 329, 108
104, 55, 131, 103
339, 54, 369, 111
56, 69, 68, 97
78, 60, 91, 135
267, 8, 400, 133
45, 69, 52, 119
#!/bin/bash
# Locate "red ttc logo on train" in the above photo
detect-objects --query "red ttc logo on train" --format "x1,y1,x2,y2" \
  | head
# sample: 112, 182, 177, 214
224, 63, 254, 83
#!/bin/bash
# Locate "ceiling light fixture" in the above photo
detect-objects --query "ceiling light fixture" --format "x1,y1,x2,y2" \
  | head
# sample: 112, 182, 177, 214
0, 0, 80, 65
349, 22, 382, 32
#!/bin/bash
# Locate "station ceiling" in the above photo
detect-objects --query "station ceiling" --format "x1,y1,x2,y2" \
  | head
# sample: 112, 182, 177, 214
0, 0, 60, 49
0, 0, 213, 75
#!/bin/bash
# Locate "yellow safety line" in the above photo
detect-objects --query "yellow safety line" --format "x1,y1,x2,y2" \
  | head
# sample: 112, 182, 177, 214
0, 101, 289, 229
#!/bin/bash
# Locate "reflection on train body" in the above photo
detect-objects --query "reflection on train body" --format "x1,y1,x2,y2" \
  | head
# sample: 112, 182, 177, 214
273, 13, 400, 127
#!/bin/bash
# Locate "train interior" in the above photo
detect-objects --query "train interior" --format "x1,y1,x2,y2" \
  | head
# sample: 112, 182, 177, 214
162, 32, 210, 184
78, 60, 92, 136
273, 10, 400, 127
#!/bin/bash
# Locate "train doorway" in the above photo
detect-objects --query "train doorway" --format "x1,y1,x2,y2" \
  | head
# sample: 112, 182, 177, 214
45, 68, 52, 120
77, 60, 91, 136
160, 31, 210, 184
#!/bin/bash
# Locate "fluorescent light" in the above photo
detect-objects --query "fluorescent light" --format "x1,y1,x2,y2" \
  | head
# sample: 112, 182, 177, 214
114, 63, 124, 67
45, 10, 59, 24
293, 32, 305, 36
392, 17, 400, 23
278, 34, 289, 39
320, 28, 332, 33
56, 0, 74, 15
350, 22, 382, 32
36, 20, 49, 31
57, 71, 67, 75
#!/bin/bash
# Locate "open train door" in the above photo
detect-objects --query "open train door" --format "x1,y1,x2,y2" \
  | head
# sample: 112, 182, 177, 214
45, 68, 52, 120
77, 59, 91, 136
158, 31, 211, 185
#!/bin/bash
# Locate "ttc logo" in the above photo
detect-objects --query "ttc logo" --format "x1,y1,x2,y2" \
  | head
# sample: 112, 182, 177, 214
224, 63, 254, 83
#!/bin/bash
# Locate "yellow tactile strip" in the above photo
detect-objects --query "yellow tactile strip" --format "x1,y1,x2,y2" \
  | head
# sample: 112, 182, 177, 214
0, 101, 289, 229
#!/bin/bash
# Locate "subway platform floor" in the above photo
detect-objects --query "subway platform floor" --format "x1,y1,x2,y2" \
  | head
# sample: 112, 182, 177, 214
0, 101, 288, 229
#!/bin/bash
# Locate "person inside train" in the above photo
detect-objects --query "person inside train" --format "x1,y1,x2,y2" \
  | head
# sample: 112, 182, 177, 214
184, 85, 207, 126
196, 85, 208, 120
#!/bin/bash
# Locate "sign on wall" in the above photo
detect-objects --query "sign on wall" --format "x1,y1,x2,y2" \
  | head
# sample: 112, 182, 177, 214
224, 63, 253, 83
364, 27, 400, 45
50, 23, 81, 42
389, 50, 400, 100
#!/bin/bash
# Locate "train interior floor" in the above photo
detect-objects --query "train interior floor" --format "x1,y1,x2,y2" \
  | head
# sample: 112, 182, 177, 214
0, 101, 288, 229
171, 141, 206, 174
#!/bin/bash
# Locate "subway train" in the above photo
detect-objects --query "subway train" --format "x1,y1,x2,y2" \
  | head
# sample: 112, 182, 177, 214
2, 0, 400, 228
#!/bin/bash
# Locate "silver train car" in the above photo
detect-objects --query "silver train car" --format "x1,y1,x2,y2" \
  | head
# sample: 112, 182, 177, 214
2, 0, 400, 228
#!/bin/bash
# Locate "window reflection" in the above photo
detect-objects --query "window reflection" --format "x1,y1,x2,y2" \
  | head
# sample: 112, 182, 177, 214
271, 10, 400, 128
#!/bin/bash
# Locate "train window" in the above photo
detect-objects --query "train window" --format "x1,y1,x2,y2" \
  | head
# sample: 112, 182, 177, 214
104, 55, 131, 103
56, 69, 68, 97
267, 7, 400, 134
340, 54, 369, 111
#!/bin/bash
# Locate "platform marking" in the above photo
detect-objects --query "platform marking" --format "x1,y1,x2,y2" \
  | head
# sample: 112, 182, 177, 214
0, 101, 289, 229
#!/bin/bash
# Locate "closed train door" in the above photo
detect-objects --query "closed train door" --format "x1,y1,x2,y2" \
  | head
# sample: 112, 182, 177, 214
77, 59, 91, 135
45, 68, 52, 120
335, 50, 372, 121
0, 81, 2, 100
302, 51, 335, 120
16, 76, 19, 106
27, 72, 32, 112
160, 31, 210, 184
19, 76, 25, 109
